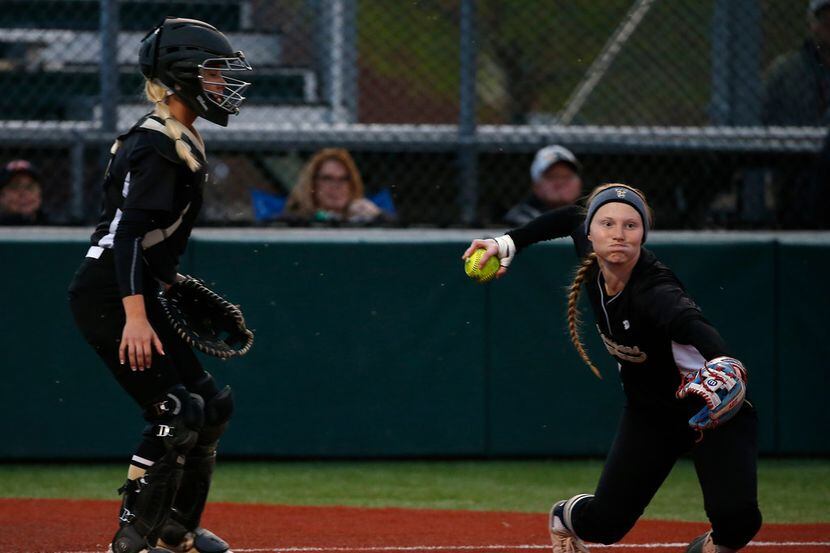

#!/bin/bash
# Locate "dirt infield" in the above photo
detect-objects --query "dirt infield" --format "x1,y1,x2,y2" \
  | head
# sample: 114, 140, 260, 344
0, 499, 827, 553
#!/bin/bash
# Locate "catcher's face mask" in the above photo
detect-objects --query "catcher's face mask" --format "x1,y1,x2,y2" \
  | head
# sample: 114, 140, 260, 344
198, 55, 252, 115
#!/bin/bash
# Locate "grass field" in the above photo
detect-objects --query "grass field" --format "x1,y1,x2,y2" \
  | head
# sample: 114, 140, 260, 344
1, 458, 827, 523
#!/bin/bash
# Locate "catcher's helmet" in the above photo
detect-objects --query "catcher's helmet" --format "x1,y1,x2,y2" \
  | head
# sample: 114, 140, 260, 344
139, 17, 252, 126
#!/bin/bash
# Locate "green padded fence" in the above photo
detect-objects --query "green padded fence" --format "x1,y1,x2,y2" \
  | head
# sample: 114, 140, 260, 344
0, 230, 826, 459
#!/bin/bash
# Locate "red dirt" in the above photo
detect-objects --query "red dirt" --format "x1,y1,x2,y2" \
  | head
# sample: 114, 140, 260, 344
0, 499, 827, 553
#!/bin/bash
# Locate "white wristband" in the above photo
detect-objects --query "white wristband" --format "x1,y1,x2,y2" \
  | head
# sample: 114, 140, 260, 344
490, 234, 516, 268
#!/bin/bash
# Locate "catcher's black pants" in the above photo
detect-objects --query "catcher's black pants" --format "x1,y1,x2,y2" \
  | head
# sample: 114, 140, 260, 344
68, 251, 211, 409
571, 403, 761, 550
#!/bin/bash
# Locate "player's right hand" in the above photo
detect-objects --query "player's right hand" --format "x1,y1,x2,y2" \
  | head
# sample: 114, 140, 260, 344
462, 239, 508, 279
120, 318, 165, 371
120, 295, 165, 370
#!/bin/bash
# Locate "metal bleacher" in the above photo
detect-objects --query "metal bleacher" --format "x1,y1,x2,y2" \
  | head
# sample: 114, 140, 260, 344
0, 0, 325, 128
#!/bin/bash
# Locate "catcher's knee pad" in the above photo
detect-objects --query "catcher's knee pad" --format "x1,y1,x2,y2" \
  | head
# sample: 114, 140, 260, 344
199, 385, 234, 444
188, 373, 221, 403
204, 384, 233, 426
143, 385, 205, 454
186, 373, 233, 444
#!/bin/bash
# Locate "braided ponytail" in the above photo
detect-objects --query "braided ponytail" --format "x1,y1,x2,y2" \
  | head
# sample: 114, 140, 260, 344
144, 80, 202, 172
567, 252, 602, 379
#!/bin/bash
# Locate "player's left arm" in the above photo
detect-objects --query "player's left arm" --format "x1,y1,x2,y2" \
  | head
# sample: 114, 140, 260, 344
672, 316, 748, 431
641, 282, 748, 431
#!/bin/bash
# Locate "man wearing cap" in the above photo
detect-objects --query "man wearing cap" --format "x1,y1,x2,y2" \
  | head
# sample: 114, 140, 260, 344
503, 145, 583, 227
0, 159, 46, 225
762, 0, 830, 125
761, 1, 830, 227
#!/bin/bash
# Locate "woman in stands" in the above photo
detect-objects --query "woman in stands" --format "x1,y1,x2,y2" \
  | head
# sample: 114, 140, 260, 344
283, 148, 395, 225
68, 18, 251, 553
462, 184, 761, 553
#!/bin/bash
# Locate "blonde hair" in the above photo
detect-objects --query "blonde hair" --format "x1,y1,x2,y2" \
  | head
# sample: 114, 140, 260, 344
286, 148, 366, 218
567, 252, 602, 379
144, 80, 202, 172
566, 183, 653, 378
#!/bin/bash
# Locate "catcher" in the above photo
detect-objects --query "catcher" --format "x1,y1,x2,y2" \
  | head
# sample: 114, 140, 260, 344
68, 18, 253, 553
463, 184, 762, 553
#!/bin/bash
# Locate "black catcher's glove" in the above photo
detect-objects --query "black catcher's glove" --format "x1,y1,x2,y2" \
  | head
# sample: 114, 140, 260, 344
157, 275, 254, 359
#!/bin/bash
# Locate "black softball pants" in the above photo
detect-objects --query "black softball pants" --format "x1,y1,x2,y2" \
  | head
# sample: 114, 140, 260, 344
571, 403, 761, 550
69, 252, 214, 407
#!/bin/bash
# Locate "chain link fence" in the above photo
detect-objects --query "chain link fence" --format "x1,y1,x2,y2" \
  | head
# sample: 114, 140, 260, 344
0, 0, 827, 228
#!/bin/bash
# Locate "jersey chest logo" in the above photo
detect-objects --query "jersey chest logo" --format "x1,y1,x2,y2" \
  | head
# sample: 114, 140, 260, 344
597, 325, 647, 363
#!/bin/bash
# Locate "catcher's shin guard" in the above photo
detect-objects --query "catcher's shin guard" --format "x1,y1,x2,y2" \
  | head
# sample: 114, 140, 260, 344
176, 444, 217, 519
161, 384, 234, 552
130, 449, 189, 540
113, 387, 203, 553
117, 478, 140, 527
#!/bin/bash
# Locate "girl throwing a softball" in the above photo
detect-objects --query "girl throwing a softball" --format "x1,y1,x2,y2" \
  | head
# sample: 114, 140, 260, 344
462, 183, 761, 553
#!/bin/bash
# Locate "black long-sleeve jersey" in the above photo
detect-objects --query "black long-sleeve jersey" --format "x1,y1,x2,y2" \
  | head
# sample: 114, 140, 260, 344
508, 205, 735, 414
88, 114, 206, 297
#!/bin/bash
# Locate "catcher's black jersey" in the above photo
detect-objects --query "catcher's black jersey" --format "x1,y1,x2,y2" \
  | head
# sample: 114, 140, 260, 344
88, 114, 206, 296
508, 205, 733, 414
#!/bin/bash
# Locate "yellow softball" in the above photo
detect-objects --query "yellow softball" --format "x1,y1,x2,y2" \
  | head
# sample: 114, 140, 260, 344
464, 248, 500, 283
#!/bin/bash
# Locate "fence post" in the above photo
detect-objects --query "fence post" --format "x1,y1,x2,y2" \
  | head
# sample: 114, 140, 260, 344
711, 0, 767, 223
710, 0, 761, 125
458, 0, 478, 226
317, 0, 357, 124
70, 137, 86, 223
83, 0, 119, 222
99, 0, 119, 133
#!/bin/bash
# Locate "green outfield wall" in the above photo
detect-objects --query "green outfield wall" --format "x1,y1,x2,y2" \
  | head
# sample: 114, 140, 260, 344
1, 229, 827, 459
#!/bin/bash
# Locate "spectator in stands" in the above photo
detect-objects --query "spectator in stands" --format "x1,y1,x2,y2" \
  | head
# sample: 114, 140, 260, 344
803, 130, 830, 228
760, 0, 830, 227
282, 148, 394, 225
503, 145, 583, 227
762, 0, 830, 126
0, 159, 46, 224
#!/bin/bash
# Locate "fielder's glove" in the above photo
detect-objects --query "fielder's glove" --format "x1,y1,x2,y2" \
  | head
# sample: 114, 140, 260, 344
676, 356, 747, 431
157, 275, 254, 359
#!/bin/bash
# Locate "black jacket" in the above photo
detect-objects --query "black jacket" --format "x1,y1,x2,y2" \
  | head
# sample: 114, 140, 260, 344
89, 114, 206, 297
508, 205, 734, 415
